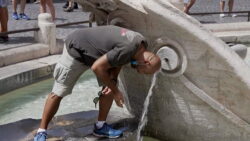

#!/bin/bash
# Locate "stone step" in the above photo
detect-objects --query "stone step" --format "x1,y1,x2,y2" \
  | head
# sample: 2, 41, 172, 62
0, 55, 60, 95
204, 22, 250, 43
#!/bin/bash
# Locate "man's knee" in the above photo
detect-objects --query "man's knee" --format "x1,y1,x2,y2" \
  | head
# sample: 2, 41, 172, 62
48, 92, 63, 100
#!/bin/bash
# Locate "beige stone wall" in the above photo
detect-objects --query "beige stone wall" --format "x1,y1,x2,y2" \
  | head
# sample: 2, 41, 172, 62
74, 0, 250, 140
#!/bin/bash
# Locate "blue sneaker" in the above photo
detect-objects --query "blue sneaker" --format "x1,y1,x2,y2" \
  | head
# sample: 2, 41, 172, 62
12, 12, 19, 20
34, 131, 47, 141
93, 123, 123, 138
19, 13, 30, 20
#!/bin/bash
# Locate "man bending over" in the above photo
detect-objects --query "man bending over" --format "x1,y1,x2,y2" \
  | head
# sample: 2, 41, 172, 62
34, 25, 161, 141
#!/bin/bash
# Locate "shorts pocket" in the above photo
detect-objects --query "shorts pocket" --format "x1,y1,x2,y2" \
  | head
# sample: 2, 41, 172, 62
53, 63, 70, 84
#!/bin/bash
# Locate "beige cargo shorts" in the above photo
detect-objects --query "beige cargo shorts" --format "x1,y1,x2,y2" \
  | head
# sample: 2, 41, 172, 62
52, 46, 89, 97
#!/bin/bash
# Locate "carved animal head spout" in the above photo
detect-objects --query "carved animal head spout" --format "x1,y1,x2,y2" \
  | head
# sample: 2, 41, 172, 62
76, 0, 250, 141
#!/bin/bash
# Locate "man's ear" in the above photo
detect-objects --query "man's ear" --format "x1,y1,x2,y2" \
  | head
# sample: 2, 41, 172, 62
144, 60, 150, 65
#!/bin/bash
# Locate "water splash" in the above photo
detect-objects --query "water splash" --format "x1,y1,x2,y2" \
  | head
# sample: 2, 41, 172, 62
136, 72, 160, 141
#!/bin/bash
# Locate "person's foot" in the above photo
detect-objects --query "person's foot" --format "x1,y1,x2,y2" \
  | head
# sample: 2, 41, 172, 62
231, 14, 237, 17
74, 2, 78, 9
93, 123, 123, 138
34, 0, 40, 4
12, 12, 19, 20
64, 7, 74, 12
19, 13, 30, 20
63, 1, 69, 8
220, 13, 226, 18
0, 36, 9, 43
34, 131, 47, 141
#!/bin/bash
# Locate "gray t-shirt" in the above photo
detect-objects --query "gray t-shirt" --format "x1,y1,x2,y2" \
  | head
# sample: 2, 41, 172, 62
65, 25, 147, 67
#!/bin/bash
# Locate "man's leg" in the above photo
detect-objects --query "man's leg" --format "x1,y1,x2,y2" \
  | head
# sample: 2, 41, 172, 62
35, 47, 86, 141
93, 88, 123, 138
39, 93, 63, 129
34, 93, 63, 141
98, 91, 114, 121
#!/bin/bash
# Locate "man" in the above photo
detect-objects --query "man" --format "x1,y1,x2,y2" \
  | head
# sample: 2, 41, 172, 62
219, 0, 237, 18
0, 0, 9, 43
34, 25, 161, 141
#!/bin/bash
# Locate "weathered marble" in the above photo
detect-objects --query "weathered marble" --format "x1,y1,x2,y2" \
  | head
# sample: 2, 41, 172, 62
74, 0, 250, 140
0, 110, 135, 141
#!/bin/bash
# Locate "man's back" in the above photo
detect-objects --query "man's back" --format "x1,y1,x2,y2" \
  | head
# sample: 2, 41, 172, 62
65, 25, 147, 67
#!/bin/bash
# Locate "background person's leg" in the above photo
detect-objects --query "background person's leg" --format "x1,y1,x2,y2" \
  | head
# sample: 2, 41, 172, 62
40, 0, 46, 13
183, 0, 189, 13
0, 7, 8, 33
228, 0, 236, 17
19, 0, 30, 20
20, 0, 25, 14
46, 0, 55, 21
12, 0, 18, 13
220, 0, 226, 17
0, 7, 9, 42
12, 0, 19, 20
183, 0, 196, 14
64, 0, 74, 12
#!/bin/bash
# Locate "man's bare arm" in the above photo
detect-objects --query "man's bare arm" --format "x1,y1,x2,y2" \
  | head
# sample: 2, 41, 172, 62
91, 54, 124, 107
109, 67, 122, 82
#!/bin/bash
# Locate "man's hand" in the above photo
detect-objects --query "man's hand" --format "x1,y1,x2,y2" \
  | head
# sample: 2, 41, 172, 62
102, 86, 124, 108
113, 90, 124, 108
91, 54, 124, 107
102, 86, 112, 95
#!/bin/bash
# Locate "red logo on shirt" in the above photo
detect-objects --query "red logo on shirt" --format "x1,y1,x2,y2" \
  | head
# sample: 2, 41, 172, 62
121, 28, 127, 36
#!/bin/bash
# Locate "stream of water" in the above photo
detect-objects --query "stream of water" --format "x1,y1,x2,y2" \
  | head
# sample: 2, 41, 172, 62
137, 72, 159, 141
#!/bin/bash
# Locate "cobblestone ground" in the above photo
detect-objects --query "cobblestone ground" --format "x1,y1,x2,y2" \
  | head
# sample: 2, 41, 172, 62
191, 0, 250, 24
0, 0, 249, 49
0, 0, 90, 50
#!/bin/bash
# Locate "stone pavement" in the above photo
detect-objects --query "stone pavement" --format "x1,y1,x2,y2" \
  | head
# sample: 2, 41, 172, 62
0, 0, 90, 50
190, 0, 250, 24
0, 0, 249, 49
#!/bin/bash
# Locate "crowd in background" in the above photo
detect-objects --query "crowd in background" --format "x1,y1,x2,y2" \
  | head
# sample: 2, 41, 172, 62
0, 0, 80, 43
0, 0, 241, 43
183, 0, 236, 17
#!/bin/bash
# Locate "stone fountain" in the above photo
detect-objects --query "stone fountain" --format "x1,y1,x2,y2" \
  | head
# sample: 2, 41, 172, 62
74, 0, 250, 140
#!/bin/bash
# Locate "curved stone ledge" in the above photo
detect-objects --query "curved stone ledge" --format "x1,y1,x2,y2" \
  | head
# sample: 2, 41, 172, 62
0, 55, 60, 95
205, 22, 250, 32
0, 43, 49, 67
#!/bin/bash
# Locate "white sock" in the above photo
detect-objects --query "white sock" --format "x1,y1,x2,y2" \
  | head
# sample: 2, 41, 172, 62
37, 128, 46, 133
96, 121, 105, 129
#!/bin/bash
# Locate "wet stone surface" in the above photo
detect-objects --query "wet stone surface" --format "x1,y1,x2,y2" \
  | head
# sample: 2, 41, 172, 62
0, 110, 137, 141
